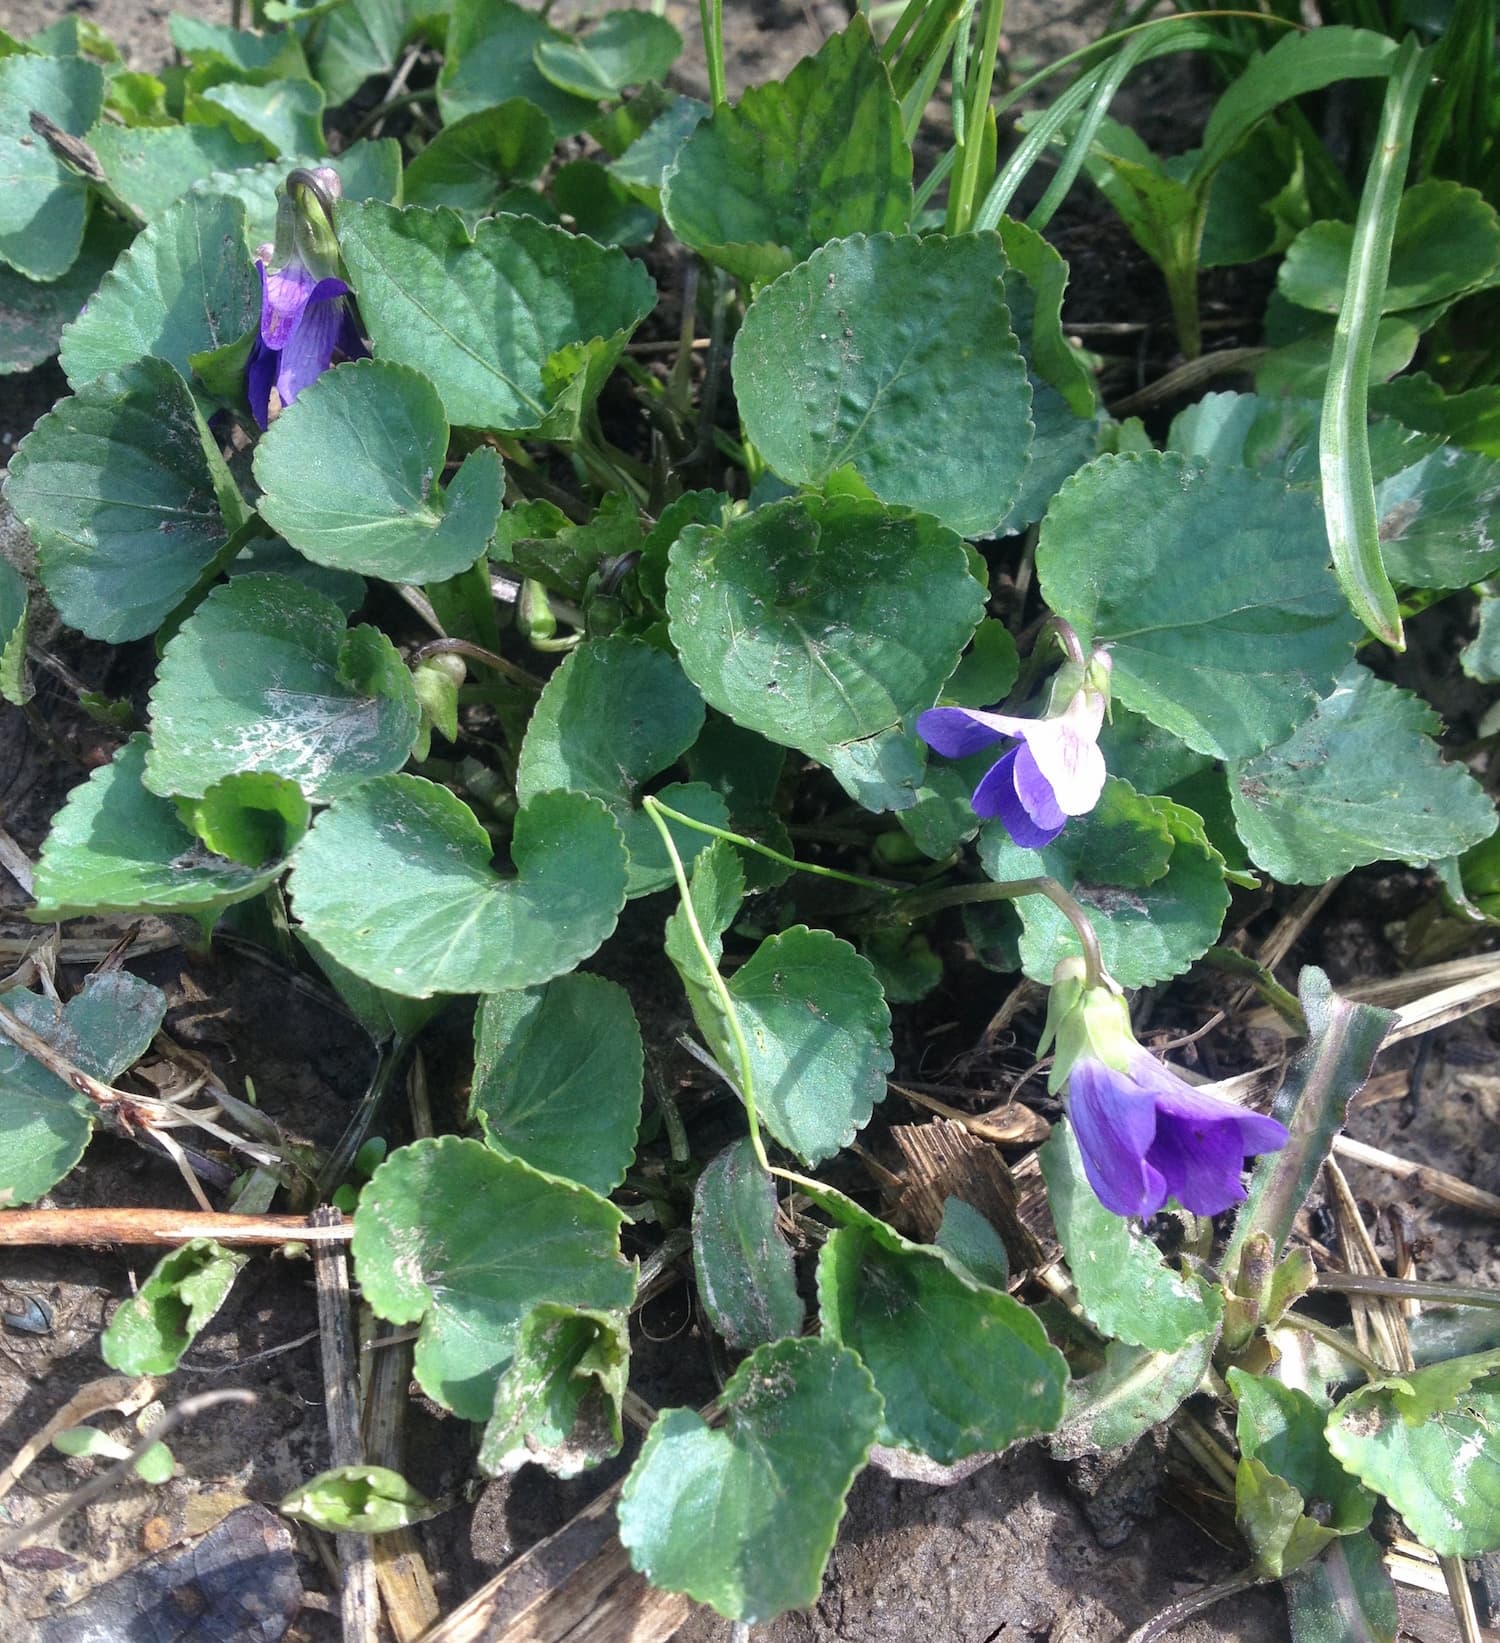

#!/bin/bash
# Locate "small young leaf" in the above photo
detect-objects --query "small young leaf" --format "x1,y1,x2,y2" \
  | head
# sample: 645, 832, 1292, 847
352, 1136, 635, 1419
254, 360, 503, 584
735, 233, 1031, 538
816, 1198, 1066, 1463
479, 1304, 629, 1479
1051, 1332, 1217, 1459
0, 54, 104, 279
471, 974, 643, 1194
662, 18, 911, 284
618, 1337, 882, 1623
290, 779, 628, 998
5, 357, 242, 644
281, 1465, 437, 1533
1038, 453, 1359, 760
58, 192, 259, 389
1237, 1454, 1337, 1578
692, 1138, 803, 1351
0, 557, 28, 706
533, 12, 681, 100
1229, 664, 1496, 883
101, 1239, 248, 1375
1039, 1121, 1223, 1352
439, 0, 599, 134
1231, 1369, 1373, 1535
31, 736, 294, 924
336, 200, 657, 437
145, 573, 420, 802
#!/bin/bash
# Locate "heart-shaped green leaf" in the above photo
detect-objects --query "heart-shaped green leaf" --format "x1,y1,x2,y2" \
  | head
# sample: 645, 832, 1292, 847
438, 0, 599, 135
662, 19, 911, 285
1038, 452, 1359, 760
1232, 1369, 1374, 1536
692, 1138, 803, 1351
1229, 664, 1496, 883
352, 1135, 635, 1419
31, 737, 306, 923
5, 356, 243, 643
290, 778, 628, 998
0, 213, 132, 377
471, 973, 642, 1194
192, 77, 327, 160
0, 54, 104, 279
88, 121, 267, 221
618, 1337, 881, 1623
145, 573, 420, 802
254, 360, 502, 584
735, 233, 1031, 538
58, 192, 259, 390
668, 495, 983, 782
336, 200, 656, 436
1052, 1332, 1219, 1459
479, 1304, 629, 1479
403, 100, 554, 211
101, 1239, 249, 1374
533, 12, 681, 100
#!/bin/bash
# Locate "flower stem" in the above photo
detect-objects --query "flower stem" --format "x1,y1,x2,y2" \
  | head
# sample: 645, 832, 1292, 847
641, 797, 770, 1173
887, 876, 1105, 988
645, 798, 901, 895
409, 638, 542, 692
1281, 1309, 1391, 1381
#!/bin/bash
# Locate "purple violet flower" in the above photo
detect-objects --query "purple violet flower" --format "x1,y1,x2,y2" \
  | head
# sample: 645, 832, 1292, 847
1068, 1048, 1289, 1219
247, 251, 366, 429
916, 654, 1110, 848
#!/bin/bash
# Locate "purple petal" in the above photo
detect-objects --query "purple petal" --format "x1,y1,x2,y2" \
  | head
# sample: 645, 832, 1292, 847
972, 748, 1067, 848
246, 337, 277, 430
259, 260, 319, 349
1011, 742, 1067, 832
335, 303, 369, 363
1068, 1058, 1166, 1218
275, 285, 350, 407
916, 707, 1011, 758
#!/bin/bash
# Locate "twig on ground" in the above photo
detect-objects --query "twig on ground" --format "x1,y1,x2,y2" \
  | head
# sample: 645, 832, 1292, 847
0, 1208, 353, 1246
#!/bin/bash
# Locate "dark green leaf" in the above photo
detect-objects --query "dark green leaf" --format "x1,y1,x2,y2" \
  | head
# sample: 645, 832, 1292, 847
692, 1138, 803, 1350
1284, 1533, 1399, 1643
533, 12, 681, 100
0, 213, 131, 376
439, 0, 598, 135
0, 54, 103, 279
404, 100, 554, 210
1052, 1332, 1217, 1459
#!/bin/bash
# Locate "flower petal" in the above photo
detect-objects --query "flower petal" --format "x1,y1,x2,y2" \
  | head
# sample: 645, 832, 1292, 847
916, 706, 1013, 758
1011, 741, 1067, 832
972, 748, 1066, 847
246, 338, 277, 430
1010, 707, 1106, 818
259, 259, 319, 349
1132, 1057, 1289, 1215
275, 282, 351, 407
1067, 1057, 1167, 1218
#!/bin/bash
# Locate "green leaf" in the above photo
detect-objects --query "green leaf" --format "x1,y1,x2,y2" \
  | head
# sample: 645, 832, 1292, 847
534, 12, 681, 100
0, 213, 132, 376
1325, 1350, 1500, 1557
439, 0, 598, 135
1040, 1121, 1223, 1351
253, 360, 502, 584
471, 974, 642, 1194
101, 1238, 248, 1374
31, 736, 296, 924
1284, 1533, 1399, 1643
281, 1465, 437, 1533
227, 534, 366, 615
58, 192, 258, 390
692, 1138, 803, 1351
1052, 1332, 1217, 1459
1463, 595, 1500, 682
998, 215, 1096, 418
189, 140, 402, 250
668, 495, 983, 780
618, 1337, 881, 1623
290, 779, 628, 998
192, 77, 327, 160
4, 356, 241, 644
609, 95, 707, 203
1038, 452, 1358, 760
725, 926, 892, 1167
933, 1198, 1009, 1290
0, 54, 103, 279
1237, 1454, 1337, 1578
145, 574, 420, 802
352, 1136, 634, 1419
1229, 663, 1495, 883
1231, 1369, 1373, 1534
0, 556, 28, 706
479, 1304, 628, 1479
312, 0, 409, 105
1279, 180, 1500, 317
552, 159, 657, 247
88, 120, 266, 220
662, 18, 911, 285
169, 14, 308, 77
186, 771, 311, 866
735, 233, 1030, 537
336, 201, 656, 437
0, 970, 166, 1207
816, 1198, 1066, 1462
978, 780, 1231, 988
404, 100, 554, 210
297, 931, 442, 1046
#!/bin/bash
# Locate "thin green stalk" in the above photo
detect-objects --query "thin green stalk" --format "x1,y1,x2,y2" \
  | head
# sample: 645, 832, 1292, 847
947, 0, 1004, 232
1320, 34, 1428, 650
642, 798, 770, 1172
1313, 1272, 1500, 1310
1282, 1308, 1390, 1380
701, 0, 726, 107
646, 798, 902, 894
886, 876, 1105, 988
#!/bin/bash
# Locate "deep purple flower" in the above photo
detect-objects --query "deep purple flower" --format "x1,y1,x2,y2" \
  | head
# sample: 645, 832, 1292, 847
916, 659, 1109, 848
246, 253, 366, 429
1069, 1048, 1289, 1219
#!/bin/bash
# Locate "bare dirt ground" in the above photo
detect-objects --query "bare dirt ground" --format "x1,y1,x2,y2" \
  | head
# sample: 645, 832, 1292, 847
1, 4, 1496, 1641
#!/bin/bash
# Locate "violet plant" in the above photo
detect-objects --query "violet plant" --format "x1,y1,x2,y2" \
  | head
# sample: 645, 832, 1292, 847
3, 0, 1500, 1634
